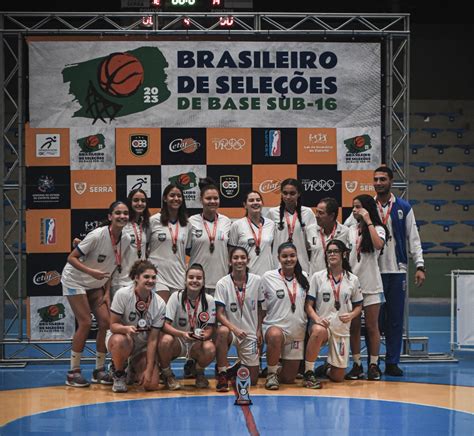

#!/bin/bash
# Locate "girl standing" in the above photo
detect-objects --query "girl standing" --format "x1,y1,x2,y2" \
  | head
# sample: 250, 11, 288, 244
267, 179, 315, 273
304, 240, 362, 388
61, 201, 130, 387
214, 247, 264, 391
229, 191, 275, 277
261, 242, 309, 390
149, 184, 192, 302
346, 194, 387, 381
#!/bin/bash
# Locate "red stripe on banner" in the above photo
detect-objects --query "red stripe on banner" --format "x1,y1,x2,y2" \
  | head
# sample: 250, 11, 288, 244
232, 383, 259, 436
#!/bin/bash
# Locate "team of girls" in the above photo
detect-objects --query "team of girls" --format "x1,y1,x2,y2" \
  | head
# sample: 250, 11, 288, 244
62, 182, 387, 390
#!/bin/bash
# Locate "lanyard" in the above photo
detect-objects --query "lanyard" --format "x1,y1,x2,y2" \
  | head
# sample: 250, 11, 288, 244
185, 296, 200, 330
246, 217, 263, 255
132, 222, 143, 258
319, 223, 337, 249
329, 271, 343, 310
285, 211, 298, 242
202, 214, 218, 253
108, 226, 122, 273
168, 221, 179, 254
231, 275, 247, 316
376, 195, 393, 225
280, 271, 297, 313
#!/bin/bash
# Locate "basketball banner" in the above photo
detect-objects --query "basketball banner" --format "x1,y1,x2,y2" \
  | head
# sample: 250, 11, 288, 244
28, 40, 381, 130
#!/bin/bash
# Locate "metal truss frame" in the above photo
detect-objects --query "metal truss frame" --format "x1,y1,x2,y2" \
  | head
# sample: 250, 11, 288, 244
0, 11, 413, 363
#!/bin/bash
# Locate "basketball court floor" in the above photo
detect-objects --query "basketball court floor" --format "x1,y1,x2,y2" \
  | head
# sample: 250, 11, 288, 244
1, 311, 473, 435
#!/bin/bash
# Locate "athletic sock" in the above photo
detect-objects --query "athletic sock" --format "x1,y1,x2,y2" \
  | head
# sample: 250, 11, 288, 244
267, 365, 279, 374
353, 354, 362, 366
71, 351, 82, 370
218, 366, 227, 373
305, 360, 315, 373
96, 352, 106, 369
370, 355, 379, 366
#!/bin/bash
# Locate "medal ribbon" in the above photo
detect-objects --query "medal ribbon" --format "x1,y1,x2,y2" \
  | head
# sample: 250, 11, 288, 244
279, 271, 297, 311
231, 275, 247, 316
319, 223, 337, 249
168, 221, 179, 253
376, 195, 393, 225
285, 211, 298, 242
202, 213, 218, 249
185, 296, 200, 330
329, 272, 343, 306
108, 226, 122, 271
132, 222, 143, 258
246, 217, 263, 254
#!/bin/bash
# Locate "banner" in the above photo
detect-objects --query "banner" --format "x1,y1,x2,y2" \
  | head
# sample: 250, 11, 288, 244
28, 41, 381, 130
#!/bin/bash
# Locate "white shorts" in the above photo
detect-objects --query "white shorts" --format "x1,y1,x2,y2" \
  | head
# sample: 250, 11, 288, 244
363, 292, 385, 307
62, 284, 103, 296
263, 325, 304, 360
327, 331, 350, 369
231, 333, 259, 367
105, 331, 148, 361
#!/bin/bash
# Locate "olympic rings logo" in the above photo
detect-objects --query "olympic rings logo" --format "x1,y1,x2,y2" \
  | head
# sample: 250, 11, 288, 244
212, 138, 246, 150
302, 179, 336, 192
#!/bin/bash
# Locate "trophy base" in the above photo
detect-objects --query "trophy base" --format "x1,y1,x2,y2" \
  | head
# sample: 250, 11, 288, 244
234, 399, 252, 406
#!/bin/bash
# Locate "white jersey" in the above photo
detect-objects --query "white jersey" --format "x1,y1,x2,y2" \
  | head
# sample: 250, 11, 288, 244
112, 222, 149, 288
308, 270, 363, 337
261, 269, 308, 341
229, 217, 275, 277
348, 225, 385, 294
148, 213, 192, 290
214, 273, 264, 338
267, 206, 316, 273
306, 222, 350, 277
188, 213, 231, 289
61, 226, 131, 290
165, 291, 216, 332
110, 285, 166, 339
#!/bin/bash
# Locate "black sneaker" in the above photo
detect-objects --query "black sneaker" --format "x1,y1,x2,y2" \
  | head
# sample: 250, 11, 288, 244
313, 362, 330, 378
216, 372, 229, 392
259, 366, 268, 378
385, 363, 404, 377
184, 359, 196, 379
303, 370, 321, 389
345, 362, 364, 380
368, 363, 382, 381
226, 360, 241, 379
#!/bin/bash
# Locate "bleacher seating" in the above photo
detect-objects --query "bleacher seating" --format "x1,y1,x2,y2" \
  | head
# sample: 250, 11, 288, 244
417, 180, 441, 191
422, 127, 444, 138
445, 180, 467, 191
411, 162, 432, 172
432, 220, 457, 232
436, 162, 459, 172
428, 144, 450, 154
424, 200, 448, 211
410, 144, 425, 154
453, 200, 474, 211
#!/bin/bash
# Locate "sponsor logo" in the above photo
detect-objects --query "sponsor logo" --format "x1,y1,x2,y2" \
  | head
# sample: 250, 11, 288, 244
248, 238, 255, 246
74, 182, 87, 195
36, 134, 60, 157
308, 133, 328, 144
323, 292, 331, 302
212, 137, 245, 151
130, 134, 149, 157
127, 175, 151, 197
220, 175, 239, 199
85, 220, 100, 232
97, 254, 106, 263
62, 48, 170, 124
345, 181, 358, 193
264, 129, 281, 157
194, 229, 203, 238
158, 233, 166, 242
302, 179, 336, 192
33, 270, 61, 286
360, 183, 375, 192
344, 135, 372, 153
77, 134, 106, 153
276, 289, 285, 299
178, 317, 187, 327
398, 209, 404, 219
37, 304, 66, 322
259, 179, 281, 194
169, 138, 200, 154
40, 218, 56, 245
37, 176, 55, 193
230, 302, 238, 312
169, 172, 197, 191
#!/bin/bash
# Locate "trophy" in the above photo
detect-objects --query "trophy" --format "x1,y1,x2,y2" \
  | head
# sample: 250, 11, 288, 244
191, 311, 209, 340
235, 367, 252, 406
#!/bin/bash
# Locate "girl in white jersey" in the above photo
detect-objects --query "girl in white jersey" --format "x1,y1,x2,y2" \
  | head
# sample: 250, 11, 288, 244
106, 260, 166, 393
188, 178, 231, 296
149, 184, 192, 302
304, 240, 362, 389
215, 247, 264, 391
229, 191, 275, 277
261, 242, 310, 390
159, 264, 216, 390
268, 178, 316, 273
346, 194, 388, 382
110, 189, 151, 296
61, 201, 130, 388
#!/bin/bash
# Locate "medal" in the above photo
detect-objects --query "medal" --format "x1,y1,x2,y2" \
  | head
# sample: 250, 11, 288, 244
172, 244, 177, 254
255, 246, 261, 256
209, 242, 215, 253
202, 214, 218, 255
117, 265, 122, 274
291, 303, 296, 313
168, 221, 179, 254
246, 217, 263, 257
329, 271, 343, 312
109, 226, 122, 275
137, 250, 142, 258
135, 294, 151, 332
132, 222, 143, 260
280, 271, 298, 314
334, 301, 341, 311
285, 211, 297, 243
